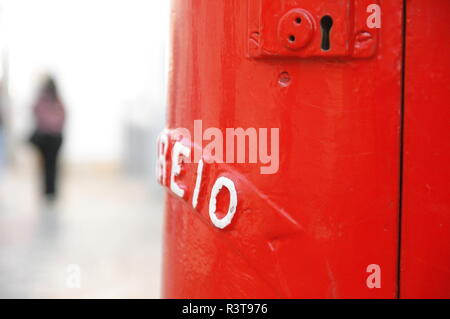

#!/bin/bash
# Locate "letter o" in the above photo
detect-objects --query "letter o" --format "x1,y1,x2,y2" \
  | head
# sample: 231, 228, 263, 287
209, 177, 238, 229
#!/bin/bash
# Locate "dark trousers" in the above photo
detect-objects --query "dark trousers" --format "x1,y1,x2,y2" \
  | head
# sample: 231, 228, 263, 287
35, 133, 63, 196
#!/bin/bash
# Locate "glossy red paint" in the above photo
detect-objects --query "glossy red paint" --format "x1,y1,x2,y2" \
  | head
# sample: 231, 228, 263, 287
400, 0, 450, 299
162, 0, 404, 298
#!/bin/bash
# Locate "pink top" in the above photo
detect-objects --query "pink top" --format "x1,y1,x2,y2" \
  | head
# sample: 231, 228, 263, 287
34, 95, 65, 134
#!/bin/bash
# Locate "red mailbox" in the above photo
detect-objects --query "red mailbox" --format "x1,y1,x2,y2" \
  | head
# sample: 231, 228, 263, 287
158, 0, 450, 298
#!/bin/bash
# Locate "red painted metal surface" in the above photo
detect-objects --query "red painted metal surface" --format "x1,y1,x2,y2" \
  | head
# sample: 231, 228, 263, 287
161, 0, 404, 298
400, 0, 450, 299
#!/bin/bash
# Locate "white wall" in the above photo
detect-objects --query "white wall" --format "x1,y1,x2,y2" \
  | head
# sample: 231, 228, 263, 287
2, 0, 169, 164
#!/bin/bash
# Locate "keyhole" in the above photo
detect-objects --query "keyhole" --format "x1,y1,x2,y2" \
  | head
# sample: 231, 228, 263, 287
320, 15, 333, 51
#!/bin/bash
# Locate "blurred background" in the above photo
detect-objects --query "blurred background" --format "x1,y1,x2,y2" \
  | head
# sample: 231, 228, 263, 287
0, 0, 169, 298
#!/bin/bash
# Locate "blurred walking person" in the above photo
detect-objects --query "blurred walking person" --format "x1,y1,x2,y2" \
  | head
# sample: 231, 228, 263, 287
30, 76, 65, 200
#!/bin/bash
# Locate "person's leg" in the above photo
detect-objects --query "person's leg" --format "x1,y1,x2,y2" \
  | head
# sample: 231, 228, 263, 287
53, 136, 63, 196
45, 150, 56, 196
45, 135, 63, 197
38, 136, 53, 196
35, 136, 49, 196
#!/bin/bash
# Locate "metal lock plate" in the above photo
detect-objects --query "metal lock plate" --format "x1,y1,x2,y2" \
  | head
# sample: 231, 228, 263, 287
248, 0, 379, 59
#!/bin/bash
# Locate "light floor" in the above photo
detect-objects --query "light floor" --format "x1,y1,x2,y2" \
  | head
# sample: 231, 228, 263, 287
0, 158, 164, 298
